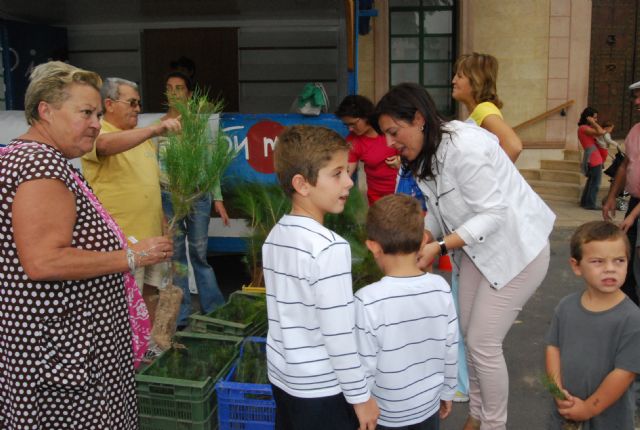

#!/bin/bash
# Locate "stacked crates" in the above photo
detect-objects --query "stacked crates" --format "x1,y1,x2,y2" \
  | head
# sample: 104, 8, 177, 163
216, 337, 275, 430
136, 332, 242, 430
189, 291, 267, 337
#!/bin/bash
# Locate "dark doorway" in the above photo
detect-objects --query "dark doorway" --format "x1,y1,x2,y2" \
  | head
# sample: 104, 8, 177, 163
588, 0, 640, 138
141, 28, 239, 113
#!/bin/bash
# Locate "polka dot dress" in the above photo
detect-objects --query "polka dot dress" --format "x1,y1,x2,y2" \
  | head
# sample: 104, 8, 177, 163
0, 140, 138, 429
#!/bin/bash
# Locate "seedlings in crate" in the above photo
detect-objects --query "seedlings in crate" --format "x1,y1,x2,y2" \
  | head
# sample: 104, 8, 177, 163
235, 341, 269, 384
211, 295, 266, 324
145, 340, 236, 382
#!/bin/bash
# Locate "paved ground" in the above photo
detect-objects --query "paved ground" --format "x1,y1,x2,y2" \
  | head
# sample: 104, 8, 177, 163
209, 197, 621, 429
440, 200, 621, 429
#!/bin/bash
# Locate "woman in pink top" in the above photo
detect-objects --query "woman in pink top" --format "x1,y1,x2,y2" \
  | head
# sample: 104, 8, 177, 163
336, 95, 399, 205
578, 107, 607, 210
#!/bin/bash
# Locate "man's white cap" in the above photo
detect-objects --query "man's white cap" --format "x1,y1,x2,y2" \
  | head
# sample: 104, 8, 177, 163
630, 81, 640, 91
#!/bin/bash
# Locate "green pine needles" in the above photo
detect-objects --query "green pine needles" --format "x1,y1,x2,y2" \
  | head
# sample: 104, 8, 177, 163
162, 88, 238, 230
541, 374, 567, 400
230, 183, 291, 287
230, 183, 382, 290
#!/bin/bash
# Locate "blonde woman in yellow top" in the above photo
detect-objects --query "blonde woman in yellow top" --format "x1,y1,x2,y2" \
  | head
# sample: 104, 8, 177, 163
452, 53, 522, 162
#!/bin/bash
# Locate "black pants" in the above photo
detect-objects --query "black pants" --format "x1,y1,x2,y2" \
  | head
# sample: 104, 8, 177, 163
623, 196, 640, 306
376, 413, 439, 430
272, 384, 359, 430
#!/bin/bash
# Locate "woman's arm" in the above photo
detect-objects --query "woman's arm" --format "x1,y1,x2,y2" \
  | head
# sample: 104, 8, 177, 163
581, 119, 607, 138
481, 114, 522, 162
12, 179, 172, 281
445, 129, 510, 247
417, 232, 465, 270
347, 161, 358, 177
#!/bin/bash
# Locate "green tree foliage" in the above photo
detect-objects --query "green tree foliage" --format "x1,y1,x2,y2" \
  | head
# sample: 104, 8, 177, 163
162, 89, 238, 230
230, 184, 382, 291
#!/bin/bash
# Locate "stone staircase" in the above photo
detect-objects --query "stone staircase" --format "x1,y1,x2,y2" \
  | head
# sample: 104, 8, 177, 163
520, 150, 609, 203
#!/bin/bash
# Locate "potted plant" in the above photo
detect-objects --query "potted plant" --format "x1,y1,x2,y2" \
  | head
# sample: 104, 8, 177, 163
153, 89, 239, 349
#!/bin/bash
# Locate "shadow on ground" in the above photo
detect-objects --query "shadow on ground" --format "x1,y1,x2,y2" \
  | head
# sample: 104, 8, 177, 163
440, 227, 581, 429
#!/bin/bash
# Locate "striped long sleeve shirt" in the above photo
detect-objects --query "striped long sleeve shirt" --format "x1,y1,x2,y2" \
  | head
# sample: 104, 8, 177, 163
263, 214, 370, 404
354, 273, 458, 427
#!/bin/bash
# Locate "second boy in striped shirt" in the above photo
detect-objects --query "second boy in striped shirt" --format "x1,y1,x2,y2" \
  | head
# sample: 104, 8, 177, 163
355, 194, 458, 429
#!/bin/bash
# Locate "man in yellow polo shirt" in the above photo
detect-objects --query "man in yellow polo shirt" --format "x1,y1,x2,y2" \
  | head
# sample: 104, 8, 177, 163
81, 77, 181, 323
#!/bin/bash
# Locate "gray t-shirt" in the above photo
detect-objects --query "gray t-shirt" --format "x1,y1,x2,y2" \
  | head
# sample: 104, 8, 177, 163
546, 292, 640, 430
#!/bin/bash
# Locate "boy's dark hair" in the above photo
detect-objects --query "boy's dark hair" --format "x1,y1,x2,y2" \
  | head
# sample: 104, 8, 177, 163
366, 194, 423, 254
335, 95, 375, 122
165, 70, 194, 92
274, 125, 350, 198
570, 221, 630, 261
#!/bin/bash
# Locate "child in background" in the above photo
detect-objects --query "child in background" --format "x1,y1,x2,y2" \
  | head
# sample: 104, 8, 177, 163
263, 125, 379, 430
545, 221, 640, 429
354, 194, 458, 429
336, 95, 399, 205
596, 121, 621, 152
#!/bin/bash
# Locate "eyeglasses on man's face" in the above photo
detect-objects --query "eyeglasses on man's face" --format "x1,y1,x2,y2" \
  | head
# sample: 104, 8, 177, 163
111, 98, 142, 109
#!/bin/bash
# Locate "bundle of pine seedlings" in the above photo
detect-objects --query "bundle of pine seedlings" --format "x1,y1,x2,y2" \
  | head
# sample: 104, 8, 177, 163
155, 89, 238, 350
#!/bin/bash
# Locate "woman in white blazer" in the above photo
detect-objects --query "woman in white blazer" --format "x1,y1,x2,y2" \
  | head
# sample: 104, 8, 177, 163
375, 83, 555, 430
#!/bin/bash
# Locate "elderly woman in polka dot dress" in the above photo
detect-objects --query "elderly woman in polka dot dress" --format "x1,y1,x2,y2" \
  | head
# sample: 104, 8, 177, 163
0, 61, 173, 429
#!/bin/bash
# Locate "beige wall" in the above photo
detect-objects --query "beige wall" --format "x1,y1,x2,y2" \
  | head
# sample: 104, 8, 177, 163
362, 0, 592, 157
358, 33, 376, 101
461, 0, 550, 142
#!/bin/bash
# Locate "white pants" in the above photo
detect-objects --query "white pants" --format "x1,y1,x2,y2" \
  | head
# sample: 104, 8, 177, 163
458, 243, 550, 430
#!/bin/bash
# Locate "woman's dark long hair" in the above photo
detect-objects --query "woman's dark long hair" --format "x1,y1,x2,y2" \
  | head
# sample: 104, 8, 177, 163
578, 107, 598, 126
373, 83, 447, 180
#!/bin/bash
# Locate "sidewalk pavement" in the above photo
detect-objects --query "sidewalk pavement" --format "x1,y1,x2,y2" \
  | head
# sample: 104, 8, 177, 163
546, 198, 610, 228
440, 196, 635, 429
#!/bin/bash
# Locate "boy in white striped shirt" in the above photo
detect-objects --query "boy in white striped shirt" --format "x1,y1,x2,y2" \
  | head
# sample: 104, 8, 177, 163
264, 125, 379, 430
355, 194, 458, 429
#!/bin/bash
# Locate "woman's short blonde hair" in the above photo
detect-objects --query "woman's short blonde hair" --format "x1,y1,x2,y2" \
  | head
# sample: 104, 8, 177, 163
24, 61, 102, 125
454, 52, 503, 109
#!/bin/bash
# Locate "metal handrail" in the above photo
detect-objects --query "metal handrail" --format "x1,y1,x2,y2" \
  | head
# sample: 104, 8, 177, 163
513, 100, 575, 131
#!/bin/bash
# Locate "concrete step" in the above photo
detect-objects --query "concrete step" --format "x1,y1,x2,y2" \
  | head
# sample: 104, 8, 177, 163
528, 180, 581, 199
540, 159, 581, 172
531, 180, 609, 203
520, 168, 585, 185
563, 149, 581, 162
539, 169, 584, 185
519, 169, 540, 181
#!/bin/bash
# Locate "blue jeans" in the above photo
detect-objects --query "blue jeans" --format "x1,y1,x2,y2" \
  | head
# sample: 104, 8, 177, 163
580, 164, 602, 209
162, 191, 225, 326
451, 266, 469, 396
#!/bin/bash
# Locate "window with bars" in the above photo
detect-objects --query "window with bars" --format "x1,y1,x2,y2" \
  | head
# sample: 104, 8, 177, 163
389, 0, 457, 116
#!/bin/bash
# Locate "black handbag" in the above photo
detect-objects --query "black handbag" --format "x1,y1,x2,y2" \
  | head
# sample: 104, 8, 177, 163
604, 150, 626, 178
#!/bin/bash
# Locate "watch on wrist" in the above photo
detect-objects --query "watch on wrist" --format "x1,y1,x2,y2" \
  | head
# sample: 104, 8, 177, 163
437, 239, 448, 256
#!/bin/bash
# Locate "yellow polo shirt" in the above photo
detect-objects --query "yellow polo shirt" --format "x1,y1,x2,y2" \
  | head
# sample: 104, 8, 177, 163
469, 101, 503, 126
81, 119, 163, 240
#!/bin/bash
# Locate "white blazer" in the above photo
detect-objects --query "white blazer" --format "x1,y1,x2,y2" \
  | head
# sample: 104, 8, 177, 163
417, 120, 555, 289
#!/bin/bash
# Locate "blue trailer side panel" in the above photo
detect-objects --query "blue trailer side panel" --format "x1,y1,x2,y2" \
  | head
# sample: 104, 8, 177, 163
208, 113, 348, 254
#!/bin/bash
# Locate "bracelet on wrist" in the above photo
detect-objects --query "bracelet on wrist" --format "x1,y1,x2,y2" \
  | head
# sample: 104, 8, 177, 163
437, 239, 448, 256
126, 248, 137, 273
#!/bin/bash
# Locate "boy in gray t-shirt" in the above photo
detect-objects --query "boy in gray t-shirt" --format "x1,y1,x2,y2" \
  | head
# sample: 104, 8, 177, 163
546, 221, 640, 429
